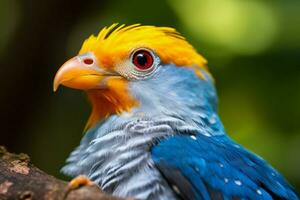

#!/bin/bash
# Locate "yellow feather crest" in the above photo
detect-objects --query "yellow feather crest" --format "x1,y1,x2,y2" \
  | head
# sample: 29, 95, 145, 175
79, 23, 207, 72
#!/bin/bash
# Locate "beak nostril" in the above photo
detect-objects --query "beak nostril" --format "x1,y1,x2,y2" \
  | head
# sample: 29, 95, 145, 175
83, 58, 94, 65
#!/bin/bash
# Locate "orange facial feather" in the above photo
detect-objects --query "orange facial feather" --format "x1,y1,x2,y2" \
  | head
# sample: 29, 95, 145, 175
85, 77, 137, 130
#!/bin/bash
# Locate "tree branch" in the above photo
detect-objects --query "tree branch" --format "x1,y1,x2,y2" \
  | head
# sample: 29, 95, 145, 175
0, 146, 131, 200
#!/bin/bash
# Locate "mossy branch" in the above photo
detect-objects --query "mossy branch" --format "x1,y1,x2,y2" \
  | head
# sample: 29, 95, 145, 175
0, 146, 132, 200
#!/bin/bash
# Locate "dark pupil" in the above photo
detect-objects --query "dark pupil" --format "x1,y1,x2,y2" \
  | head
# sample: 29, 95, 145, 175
136, 53, 148, 66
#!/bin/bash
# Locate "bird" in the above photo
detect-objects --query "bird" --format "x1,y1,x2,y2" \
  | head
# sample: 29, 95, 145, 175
53, 24, 299, 200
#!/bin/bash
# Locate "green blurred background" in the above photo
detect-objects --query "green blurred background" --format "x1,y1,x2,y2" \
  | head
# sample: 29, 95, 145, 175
0, 0, 299, 192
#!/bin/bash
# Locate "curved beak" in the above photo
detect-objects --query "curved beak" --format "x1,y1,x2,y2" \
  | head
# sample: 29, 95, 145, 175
53, 55, 112, 91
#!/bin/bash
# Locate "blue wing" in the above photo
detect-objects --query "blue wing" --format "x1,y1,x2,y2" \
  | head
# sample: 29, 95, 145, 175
151, 134, 299, 200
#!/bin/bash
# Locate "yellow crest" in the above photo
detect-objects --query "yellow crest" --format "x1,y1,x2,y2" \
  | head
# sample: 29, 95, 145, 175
79, 23, 207, 73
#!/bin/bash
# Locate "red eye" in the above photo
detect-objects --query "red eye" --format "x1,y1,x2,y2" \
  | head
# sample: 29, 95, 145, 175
132, 50, 154, 70
83, 58, 94, 65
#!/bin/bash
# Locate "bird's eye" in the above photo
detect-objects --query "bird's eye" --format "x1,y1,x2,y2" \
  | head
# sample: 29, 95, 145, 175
132, 50, 154, 71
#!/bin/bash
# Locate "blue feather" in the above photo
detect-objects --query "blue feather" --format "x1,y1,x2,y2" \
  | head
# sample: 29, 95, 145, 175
152, 134, 299, 200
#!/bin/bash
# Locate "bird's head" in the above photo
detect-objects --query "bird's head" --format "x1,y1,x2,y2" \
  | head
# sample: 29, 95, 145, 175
54, 24, 217, 130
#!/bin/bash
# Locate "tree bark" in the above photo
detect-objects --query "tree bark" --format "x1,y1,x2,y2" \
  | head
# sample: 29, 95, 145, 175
0, 146, 131, 200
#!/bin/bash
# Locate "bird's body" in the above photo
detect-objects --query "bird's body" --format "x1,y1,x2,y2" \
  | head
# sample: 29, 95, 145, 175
54, 24, 299, 200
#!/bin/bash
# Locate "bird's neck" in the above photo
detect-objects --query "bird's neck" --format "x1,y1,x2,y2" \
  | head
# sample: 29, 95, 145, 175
69, 97, 224, 199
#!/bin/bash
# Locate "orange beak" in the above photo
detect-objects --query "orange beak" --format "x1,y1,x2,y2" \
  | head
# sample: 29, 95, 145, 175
53, 55, 113, 91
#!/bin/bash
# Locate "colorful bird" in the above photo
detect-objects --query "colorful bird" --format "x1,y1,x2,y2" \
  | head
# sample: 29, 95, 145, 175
53, 24, 299, 200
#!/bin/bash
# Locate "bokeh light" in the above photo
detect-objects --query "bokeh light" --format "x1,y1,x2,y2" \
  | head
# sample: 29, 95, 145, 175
170, 0, 278, 55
